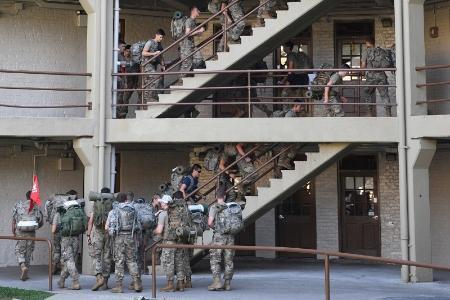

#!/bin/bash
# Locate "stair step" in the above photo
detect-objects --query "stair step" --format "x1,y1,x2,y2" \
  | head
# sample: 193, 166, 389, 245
269, 178, 283, 188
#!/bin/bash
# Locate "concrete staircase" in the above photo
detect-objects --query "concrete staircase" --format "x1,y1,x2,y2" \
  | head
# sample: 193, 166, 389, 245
136, 0, 336, 119
194, 143, 353, 258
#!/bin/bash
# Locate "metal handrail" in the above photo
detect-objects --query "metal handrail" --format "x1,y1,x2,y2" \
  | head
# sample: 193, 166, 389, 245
143, 240, 161, 276
0, 69, 91, 76
0, 236, 53, 291
184, 144, 262, 201
113, 101, 398, 107
416, 64, 450, 71
0, 103, 92, 110
150, 243, 450, 300
0, 86, 91, 92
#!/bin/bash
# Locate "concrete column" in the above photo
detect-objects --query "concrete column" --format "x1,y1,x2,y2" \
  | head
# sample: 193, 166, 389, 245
407, 138, 436, 282
255, 209, 276, 258
403, 0, 427, 116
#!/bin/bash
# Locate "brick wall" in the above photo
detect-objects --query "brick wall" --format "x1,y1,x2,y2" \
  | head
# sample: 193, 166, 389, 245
0, 148, 84, 267
378, 153, 401, 259
430, 149, 450, 265
0, 6, 87, 118
315, 163, 339, 256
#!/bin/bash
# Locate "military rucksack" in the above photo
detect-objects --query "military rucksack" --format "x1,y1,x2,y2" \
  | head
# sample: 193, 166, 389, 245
14, 201, 42, 232
134, 202, 156, 230
311, 63, 334, 98
271, 109, 290, 118
189, 204, 209, 235
171, 11, 188, 40
44, 194, 75, 224
204, 147, 222, 171
170, 165, 188, 191
367, 47, 394, 69
166, 199, 194, 242
60, 205, 87, 237
130, 41, 147, 65
215, 202, 243, 235
93, 196, 113, 228
117, 203, 137, 232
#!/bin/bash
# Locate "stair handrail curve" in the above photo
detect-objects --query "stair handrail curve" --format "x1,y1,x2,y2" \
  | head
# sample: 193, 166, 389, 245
140, 0, 274, 92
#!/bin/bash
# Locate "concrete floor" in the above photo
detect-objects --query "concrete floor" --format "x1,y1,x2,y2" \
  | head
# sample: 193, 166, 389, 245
1, 259, 450, 300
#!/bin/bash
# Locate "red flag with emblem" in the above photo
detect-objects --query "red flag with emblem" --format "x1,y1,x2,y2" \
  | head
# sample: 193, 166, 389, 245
29, 175, 41, 212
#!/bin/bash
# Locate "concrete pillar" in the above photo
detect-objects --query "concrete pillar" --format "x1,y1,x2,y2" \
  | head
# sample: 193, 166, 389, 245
407, 138, 436, 282
403, 0, 427, 116
255, 209, 276, 258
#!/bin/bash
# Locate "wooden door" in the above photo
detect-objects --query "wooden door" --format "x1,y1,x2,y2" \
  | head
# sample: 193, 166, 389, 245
340, 173, 380, 256
276, 182, 316, 257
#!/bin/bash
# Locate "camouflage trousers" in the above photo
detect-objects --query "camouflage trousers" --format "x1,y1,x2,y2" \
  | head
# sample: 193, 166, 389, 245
117, 75, 140, 118
91, 227, 111, 277
112, 233, 140, 283
142, 64, 160, 103
136, 229, 153, 274
52, 230, 62, 266
325, 96, 344, 117
217, 173, 237, 203
273, 144, 297, 169
15, 231, 35, 267
61, 236, 80, 281
160, 240, 185, 281
183, 244, 193, 279
180, 40, 195, 77
217, 1, 245, 51
258, 0, 276, 17
210, 233, 235, 279
363, 72, 391, 116
236, 154, 258, 187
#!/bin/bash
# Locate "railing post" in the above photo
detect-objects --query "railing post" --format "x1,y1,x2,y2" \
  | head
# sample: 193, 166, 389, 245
248, 71, 252, 118
324, 254, 330, 300
224, 15, 228, 52
152, 245, 157, 299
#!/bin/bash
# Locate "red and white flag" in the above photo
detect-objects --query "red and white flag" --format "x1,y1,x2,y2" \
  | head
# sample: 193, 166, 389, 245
29, 175, 41, 212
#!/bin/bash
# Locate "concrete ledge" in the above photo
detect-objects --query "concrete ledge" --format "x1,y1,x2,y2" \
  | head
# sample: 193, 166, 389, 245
107, 117, 398, 143
0, 118, 95, 138
410, 115, 450, 139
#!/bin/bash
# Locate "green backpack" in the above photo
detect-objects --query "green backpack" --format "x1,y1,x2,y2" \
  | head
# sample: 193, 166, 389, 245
93, 197, 113, 228
166, 199, 195, 243
61, 206, 87, 237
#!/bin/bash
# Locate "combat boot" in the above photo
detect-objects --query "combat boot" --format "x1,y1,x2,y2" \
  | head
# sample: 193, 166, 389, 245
19, 263, 29, 281
71, 279, 81, 290
128, 281, 135, 290
176, 280, 184, 292
99, 276, 109, 290
111, 281, 123, 293
57, 276, 66, 288
160, 280, 174, 292
208, 276, 223, 291
184, 276, 192, 289
224, 279, 231, 291
51, 263, 58, 275
91, 274, 104, 291
134, 277, 143, 292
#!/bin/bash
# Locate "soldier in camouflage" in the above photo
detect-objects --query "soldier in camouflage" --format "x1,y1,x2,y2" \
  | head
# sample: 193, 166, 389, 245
141, 29, 166, 104
361, 38, 392, 117
117, 44, 141, 118
208, 0, 245, 52
258, 0, 276, 19
12, 191, 44, 281
178, 6, 205, 86
106, 192, 142, 293
87, 187, 112, 291
323, 64, 350, 117
208, 186, 235, 291
153, 194, 186, 292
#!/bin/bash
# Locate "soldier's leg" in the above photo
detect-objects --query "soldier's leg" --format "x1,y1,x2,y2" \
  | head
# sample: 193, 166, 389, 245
327, 96, 344, 117
148, 74, 160, 102
15, 239, 27, 266
193, 47, 205, 69
25, 240, 35, 267
229, 1, 245, 41
258, 0, 276, 18
209, 235, 224, 278
161, 248, 175, 281
63, 237, 80, 281
124, 235, 142, 291
180, 43, 194, 77
223, 236, 235, 280
102, 233, 112, 279
53, 231, 62, 268
92, 231, 104, 276
142, 65, 157, 103
174, 248, 186, 290
363, 75, 376, 115
113, 236, 126, 284
376, 76, 391, 116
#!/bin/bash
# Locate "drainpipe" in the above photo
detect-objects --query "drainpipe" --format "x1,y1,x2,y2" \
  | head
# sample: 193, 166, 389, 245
110, 0, 120, 192
98, 0, 107, 190
395, 0, 410, 283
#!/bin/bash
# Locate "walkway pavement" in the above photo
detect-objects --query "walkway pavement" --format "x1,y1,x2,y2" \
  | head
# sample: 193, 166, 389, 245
1, 259, 450, 300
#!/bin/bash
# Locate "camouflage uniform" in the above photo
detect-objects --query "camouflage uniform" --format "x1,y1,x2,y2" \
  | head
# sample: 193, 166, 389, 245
112, 234, 140, 282
209, 0, 245, 51
142, 39, 162, 103
362, 47, 391, 116
54, 212, 80, 282
159, 210, 185, 282
209, 204, 235, 280
180, 17, 203, 78
52, 231, 62, 268
217, 172, 237, 203
224, 144, 257, 190
258, 0, 276, 18
12, 200, 43, 268
92, 227, 112, 278
117, 54, 141, 118
325, 73, 345, 117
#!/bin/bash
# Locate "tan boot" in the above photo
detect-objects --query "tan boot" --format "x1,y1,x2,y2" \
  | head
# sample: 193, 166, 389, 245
134, 277, 143, 292
57, 276, 66, 288
19, 263, 29, 281
99, 276, 109, 290
111, 281, 123, 293
52, 263, 58, 275
71, 279, 81, 290
224, 279, 231, 291
208, 276, 223, 291
91, 274, 104, 291
176, 280, 184, 292
184, 276, 192, 289
128, 281, 135, 290
160, 280, 174, 292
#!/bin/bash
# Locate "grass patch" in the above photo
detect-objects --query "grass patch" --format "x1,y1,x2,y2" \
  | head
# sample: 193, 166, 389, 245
0, 287, 53, 300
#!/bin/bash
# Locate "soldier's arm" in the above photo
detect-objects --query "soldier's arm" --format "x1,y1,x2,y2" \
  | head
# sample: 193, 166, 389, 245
180, 183, 188, 199
142, 42, 160, 57
153, 224, 164, 235
11, 219, 16, 236
87, 212, 94, 237
324, 79, 333, 103
51, 222, 57, 234
208, 216, 215, 229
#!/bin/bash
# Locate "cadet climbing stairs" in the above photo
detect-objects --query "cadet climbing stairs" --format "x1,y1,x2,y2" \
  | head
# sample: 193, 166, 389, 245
193, 143, 353, 260
136, 0, 336, 119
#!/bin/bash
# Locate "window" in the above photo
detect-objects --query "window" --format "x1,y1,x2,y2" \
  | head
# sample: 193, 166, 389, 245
344, 176, 377, 216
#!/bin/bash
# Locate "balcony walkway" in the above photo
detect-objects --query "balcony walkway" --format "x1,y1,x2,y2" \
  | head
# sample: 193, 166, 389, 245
1, 259, 450, 300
